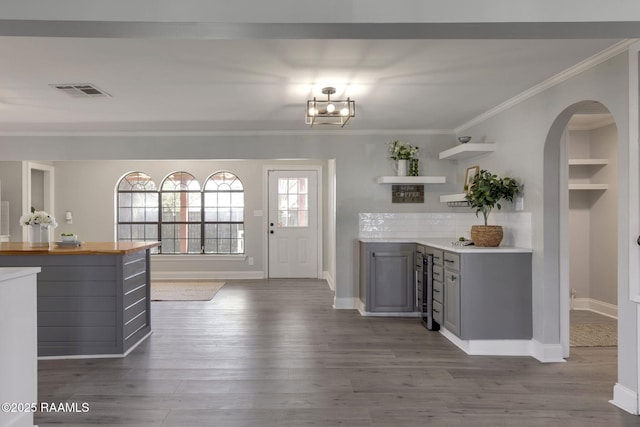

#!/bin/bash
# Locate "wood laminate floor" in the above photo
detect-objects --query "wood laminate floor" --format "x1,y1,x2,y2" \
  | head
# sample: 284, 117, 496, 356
36, 279, 637, 426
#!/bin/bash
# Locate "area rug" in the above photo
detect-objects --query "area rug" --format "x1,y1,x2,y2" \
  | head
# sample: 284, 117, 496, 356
150, 281, 225, 301
570, 323, 617, 347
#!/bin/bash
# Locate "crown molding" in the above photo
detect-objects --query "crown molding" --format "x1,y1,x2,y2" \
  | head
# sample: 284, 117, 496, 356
455, 39, 637, 133
0, 128, 455, 137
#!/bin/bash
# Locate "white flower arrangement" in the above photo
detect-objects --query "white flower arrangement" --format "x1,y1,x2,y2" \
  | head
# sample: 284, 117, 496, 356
386, 140, 419, 160
19, 208, 58, 229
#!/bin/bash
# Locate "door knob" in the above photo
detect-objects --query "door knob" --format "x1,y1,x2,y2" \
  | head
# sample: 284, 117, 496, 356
637, 236, 640, 246
270, 230, 274, 234
270, 222, 274, 227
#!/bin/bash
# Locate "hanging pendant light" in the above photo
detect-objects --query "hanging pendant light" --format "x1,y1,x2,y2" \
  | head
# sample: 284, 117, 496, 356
305, 87, 355, 127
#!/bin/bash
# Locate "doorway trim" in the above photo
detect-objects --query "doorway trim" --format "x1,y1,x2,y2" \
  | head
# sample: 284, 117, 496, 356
544, 102, 621, 357
263, 164, 323, 280
21, 161, 55, 242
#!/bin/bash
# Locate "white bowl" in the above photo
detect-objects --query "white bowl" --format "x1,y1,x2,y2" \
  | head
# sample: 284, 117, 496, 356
61, 235, 77, 242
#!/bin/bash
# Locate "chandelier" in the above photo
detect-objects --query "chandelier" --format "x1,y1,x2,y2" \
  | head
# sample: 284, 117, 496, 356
305, 87, 355, 127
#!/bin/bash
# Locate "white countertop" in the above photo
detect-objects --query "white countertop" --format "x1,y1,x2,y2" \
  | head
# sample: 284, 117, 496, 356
0, 267, 41, 282
359, 237, 532, 253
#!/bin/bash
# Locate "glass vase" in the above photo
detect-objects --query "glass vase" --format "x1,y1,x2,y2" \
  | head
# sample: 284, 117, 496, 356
29, 224, 50, 247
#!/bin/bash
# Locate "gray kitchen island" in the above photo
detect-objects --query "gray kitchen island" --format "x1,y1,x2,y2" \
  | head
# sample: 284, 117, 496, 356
0, 241, 160, 358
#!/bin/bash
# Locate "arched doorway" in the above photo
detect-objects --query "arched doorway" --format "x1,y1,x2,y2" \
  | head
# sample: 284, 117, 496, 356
544, 100, 618, 357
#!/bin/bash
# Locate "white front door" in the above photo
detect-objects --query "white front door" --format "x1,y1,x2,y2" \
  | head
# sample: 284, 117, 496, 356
268, 170, 319, 278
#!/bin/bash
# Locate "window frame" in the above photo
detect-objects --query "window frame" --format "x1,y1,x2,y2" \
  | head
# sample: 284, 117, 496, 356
116, 170, 245, 255
116, 172, 159, 247
202, 170, 245, 255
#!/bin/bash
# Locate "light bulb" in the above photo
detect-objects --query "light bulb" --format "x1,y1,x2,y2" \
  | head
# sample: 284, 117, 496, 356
340, 107, 349, 116
308, 107, 317, 116
326, 103, 335, 113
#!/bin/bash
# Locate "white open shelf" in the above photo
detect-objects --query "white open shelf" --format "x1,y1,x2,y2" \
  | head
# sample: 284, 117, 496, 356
568, 158, 609, 166
376, 176, 446, 184
439, 143, 496, 161
568, 183, 609, 191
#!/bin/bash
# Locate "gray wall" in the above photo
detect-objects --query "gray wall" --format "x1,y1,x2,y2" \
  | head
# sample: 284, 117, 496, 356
589, 124, 618, 305
568, 125, 618, 306
459, 52, 634, 392
52, 159, 328, 277
0, 134, 456, 297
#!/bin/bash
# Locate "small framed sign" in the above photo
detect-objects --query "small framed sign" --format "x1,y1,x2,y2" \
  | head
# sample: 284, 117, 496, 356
464, 165, 480, 193
392, 185, 424, 203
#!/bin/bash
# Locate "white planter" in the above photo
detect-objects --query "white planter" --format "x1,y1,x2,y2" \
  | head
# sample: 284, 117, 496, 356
395, 159, 409, 176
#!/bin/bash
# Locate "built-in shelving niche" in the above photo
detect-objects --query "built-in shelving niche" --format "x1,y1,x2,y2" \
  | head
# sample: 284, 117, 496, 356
568, 158, 609, 191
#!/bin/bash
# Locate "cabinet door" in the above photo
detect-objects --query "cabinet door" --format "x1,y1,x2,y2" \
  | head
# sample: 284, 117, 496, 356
370, 249, 414, 312
444, 270, 460, 336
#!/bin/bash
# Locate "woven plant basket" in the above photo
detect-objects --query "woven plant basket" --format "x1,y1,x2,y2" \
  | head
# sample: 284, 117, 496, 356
471, 225, 503, 247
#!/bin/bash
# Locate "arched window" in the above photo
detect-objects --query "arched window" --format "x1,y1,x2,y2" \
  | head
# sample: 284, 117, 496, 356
116, 170, 245, 255
204, 171, 244, 254
160, 171, 202, 254
116, 172, 158, 244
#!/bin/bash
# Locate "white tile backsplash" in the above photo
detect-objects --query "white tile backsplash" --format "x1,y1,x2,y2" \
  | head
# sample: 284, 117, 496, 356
359, 212, 532, 248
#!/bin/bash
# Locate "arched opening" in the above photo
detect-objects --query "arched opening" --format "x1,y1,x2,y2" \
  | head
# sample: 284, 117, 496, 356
543, 100, 619, 359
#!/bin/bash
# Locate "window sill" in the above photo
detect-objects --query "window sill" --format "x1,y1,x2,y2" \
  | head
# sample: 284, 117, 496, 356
151, 254, 247, 262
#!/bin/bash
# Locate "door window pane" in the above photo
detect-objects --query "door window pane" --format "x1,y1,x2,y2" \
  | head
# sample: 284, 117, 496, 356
277, 177, 308, 228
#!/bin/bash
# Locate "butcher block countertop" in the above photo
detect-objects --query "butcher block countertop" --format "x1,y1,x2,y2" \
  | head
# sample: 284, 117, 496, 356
0, 241, 161, 255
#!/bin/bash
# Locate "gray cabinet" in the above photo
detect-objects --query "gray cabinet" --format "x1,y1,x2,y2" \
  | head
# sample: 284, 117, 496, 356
0, 249, 153, 357
360, 242, 415, 313
427, 246, 532, 340
443, 253, 460, 336
427, 247, 444, 326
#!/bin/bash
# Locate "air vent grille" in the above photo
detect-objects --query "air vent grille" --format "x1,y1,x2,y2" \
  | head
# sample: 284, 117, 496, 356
51, 83, 111, 98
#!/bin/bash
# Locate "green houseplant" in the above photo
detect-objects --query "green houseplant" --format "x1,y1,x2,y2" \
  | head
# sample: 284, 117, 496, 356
464, 169, 520, 247
386, 140, 419, 176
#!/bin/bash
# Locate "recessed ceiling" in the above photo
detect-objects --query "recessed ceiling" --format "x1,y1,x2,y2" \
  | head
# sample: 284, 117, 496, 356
0, 37, 621, 133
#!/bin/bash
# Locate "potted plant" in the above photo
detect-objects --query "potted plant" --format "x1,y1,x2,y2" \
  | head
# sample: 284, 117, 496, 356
19, 207, 58, 247
386, 140, 419, 176
464, 169, 520, 247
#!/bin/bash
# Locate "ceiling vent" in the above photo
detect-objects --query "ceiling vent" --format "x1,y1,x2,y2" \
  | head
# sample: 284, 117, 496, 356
51, 83, 111, 98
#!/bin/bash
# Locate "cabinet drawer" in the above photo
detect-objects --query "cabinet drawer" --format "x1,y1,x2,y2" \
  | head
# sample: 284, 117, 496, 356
432, 265, 443, 282
433, 280, 443, 303
431, 250, 444, 265
432, 300, 444, 324
444, 252, 460, 271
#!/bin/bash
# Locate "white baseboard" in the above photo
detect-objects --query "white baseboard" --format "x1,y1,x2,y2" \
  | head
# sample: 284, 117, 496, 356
438, 330, 566, 363
572, 298, 618, 319
530, 339, 566, 363
358, 309, 421, 318
151, 271, 264, 280
39, 331, 153, 360
610, 383, 639, 415
323, 270, 335, 291
333, 296, 358, 309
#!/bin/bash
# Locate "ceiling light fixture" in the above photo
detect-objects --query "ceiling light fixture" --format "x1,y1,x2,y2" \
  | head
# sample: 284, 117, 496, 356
305, 87, 355, 127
